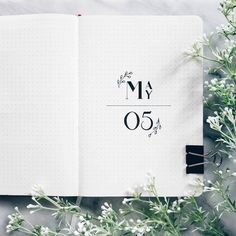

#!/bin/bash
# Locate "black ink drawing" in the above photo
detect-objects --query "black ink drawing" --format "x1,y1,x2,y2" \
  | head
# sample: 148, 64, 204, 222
148, 118, 162, 137
117, 71, 133, 88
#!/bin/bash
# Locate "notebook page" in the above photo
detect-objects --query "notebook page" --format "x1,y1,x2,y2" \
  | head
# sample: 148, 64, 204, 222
78, 16, 203, 196
0, 14, 79, 195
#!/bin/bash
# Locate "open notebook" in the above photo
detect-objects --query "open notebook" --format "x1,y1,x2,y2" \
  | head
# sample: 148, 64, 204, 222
0, 14, 203, 196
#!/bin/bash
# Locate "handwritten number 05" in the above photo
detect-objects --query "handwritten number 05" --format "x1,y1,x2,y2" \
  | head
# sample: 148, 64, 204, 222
124, 111, 153, 131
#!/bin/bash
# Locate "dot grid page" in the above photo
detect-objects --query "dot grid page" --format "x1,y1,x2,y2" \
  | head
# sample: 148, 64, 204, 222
78, 16, 203, 196
0, 14, 79, 195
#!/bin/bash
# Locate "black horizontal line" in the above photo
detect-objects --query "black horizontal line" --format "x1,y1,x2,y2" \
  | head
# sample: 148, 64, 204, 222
106, 105, 171, 107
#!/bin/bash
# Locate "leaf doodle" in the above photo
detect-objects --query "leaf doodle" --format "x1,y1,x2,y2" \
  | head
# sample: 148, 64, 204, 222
148, 118, 162, 137
117, 71, 133, 88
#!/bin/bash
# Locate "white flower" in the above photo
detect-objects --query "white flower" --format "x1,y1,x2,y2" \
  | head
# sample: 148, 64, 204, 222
211, 78, 217, 85
119, 209, 125, 214
77, 222, 86, 232
31, 185, 45, 197
27, 204, 38, 209
122, 198, 129, 205
204, 186, 216, 192
6, 212, 24, 233
206, 116, 222, 131
40, 227, 50, 236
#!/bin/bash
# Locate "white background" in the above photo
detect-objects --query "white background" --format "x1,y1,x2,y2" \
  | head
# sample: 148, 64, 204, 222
0, 1, 233, 235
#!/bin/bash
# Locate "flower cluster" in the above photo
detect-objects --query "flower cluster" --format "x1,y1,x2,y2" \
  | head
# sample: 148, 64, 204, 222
204, 78, 235, 107
74, 216, 100, 236
207, 107, 236, 150
6, 208, 24, 233
5, 174, 230, 236
123, 219, 153, 236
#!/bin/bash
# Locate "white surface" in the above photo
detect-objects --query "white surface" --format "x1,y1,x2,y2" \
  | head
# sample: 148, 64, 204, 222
78, 16, 203, 196
0, 0, 224, 32
0, 14, 202, 197
0, 0, 233, 235
0, 14, 79, 195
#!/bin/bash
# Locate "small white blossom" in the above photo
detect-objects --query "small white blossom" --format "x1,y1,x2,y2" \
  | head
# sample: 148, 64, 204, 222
31, 185, 45, 197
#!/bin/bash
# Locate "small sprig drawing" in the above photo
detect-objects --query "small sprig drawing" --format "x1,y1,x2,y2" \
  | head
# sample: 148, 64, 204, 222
148, 118, 162, 137
117, 71, 133, 88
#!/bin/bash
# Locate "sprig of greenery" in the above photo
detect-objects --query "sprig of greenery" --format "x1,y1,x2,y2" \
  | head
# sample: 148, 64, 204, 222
206, 107, 236, 150
188, 0, 236, 153
6, 176, 226, 236
204, 169, 236, 214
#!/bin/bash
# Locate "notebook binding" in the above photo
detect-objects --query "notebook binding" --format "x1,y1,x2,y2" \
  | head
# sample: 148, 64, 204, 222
186, 145, 204, 174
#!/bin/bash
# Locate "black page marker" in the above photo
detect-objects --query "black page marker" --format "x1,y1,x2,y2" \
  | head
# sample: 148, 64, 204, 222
186, 145, 204, 174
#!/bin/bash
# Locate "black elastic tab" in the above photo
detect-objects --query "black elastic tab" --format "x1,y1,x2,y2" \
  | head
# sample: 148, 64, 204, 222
186, 145, 204, 174
186, 164, 204, 174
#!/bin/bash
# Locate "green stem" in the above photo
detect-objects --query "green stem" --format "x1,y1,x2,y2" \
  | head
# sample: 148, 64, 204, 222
149, 186, 181, 236
191, 198, 224, 236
